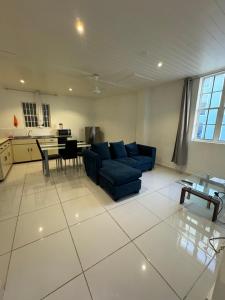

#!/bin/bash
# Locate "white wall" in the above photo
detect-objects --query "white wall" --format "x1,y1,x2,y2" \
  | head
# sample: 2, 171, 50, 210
94, 93, 137, 143
140, 79, 225, 177
0, 89, 94, 140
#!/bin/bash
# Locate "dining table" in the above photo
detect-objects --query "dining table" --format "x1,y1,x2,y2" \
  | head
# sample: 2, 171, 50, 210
40, 141, 91, 176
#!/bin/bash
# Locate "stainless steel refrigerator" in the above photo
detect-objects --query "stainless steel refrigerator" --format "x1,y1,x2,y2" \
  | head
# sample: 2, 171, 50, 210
85, 127, 103, 144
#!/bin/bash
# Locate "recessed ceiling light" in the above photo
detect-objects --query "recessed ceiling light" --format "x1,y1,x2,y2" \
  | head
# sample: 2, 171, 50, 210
68, 88, 73, 92
75, 18, 85, 35
20, 79, 25, 84
157, 61, 163, 68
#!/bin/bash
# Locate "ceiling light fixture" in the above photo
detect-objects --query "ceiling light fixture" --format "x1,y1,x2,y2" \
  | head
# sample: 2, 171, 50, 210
75, 18, 85, 35
157, 61, 163, 68
68, 88, 73, 92
20, 79, 25, 84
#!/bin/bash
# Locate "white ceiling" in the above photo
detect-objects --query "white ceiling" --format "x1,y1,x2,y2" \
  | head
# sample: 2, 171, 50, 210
1, 0, 225, 98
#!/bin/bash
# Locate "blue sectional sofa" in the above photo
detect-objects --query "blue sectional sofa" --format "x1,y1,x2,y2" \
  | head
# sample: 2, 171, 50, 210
83, 141, 156, 200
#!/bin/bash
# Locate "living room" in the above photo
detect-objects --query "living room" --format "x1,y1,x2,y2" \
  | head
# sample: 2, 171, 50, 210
0, 0, 225, 300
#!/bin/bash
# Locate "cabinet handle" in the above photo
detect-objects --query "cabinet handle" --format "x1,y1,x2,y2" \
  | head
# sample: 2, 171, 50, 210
4, 156, 7, 161
31, 148, 33, 152
28, 148, 29, 152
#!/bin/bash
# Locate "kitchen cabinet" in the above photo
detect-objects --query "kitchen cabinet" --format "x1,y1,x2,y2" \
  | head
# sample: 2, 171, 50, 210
0, 140, 13, 180
11, 137, 58, 163
12, 139, 41, 163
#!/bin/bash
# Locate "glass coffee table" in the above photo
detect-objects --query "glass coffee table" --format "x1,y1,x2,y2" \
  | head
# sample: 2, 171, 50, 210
179, 173, 225, 222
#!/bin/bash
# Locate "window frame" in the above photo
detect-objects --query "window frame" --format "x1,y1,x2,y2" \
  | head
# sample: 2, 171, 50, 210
22, 102, 51, 128
192, 72, 225, 144
42, 103, 51, 127
22, 102, 38, 128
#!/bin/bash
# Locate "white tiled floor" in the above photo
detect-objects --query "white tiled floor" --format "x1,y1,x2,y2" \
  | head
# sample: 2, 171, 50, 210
0, 161, 224, 300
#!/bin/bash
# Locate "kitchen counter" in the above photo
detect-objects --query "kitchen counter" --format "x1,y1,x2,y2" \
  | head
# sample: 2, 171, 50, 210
0, 138, 9, 145
10, 135, 56, 140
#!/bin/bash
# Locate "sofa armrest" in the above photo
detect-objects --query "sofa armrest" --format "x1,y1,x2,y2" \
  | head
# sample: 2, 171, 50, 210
137, 144, 157, 168
83, 150, 102, 184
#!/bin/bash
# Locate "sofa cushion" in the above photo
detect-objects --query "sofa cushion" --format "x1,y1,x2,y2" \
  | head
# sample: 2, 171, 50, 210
115, 157, 141, 169
99, 165, 141, 185
110, 141, 127, 159
91, 142, 111, 160
132, 155, 153, 164
102, 159, 124, 168
125, 142, 139, 156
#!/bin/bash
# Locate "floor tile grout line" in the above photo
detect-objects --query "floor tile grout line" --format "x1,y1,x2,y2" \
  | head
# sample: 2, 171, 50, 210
57, 192, 95, 206
40, 272, 83, 300
18, 201, 61, 217
52, 174, 94, 300
11, 227, 68, 252
0, 215, 18, 224
3, 171, 26, 294
83, 241, 131, 273
68, 210, 107, 228
183, 253, 218, 300
133, 242, 182, 300
106, 209, 182, 300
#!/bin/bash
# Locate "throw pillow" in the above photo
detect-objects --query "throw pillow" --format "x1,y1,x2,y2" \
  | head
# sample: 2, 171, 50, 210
110, 141, 128, 159
91, 142, 111, 160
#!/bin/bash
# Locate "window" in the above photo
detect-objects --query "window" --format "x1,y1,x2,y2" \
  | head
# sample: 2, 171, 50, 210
22, 102, 51, 127
22, 102, 38, 127
193, 72, 225, 142
42, 104, 51, 127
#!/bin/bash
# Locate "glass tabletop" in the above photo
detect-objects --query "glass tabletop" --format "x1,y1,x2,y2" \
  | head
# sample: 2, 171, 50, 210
40, 143, 91, 151
179, 173, 225, 197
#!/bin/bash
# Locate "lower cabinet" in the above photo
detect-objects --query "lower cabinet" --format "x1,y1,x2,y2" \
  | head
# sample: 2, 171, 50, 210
12, 140, 42, 163
0, 141, 13, 180
12, 138, 58, 163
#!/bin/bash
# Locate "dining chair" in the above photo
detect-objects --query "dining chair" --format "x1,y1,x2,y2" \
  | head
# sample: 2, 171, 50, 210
59, 139, 78, 170
36, 140, 61, 174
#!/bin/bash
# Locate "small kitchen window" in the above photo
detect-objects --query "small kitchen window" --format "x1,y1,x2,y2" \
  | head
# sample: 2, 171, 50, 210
22, 102, 38, 127
22, 102, 51, 127
42, 104, 51, 127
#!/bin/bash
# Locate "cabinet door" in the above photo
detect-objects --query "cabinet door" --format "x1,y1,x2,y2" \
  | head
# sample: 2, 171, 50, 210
7, 144, 13, 165
13, 145, 31, 162
0, 150, 8, 178
30, 144, 42, 161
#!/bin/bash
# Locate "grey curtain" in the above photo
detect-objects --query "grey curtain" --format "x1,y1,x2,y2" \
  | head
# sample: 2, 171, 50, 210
172, 78, 192, 165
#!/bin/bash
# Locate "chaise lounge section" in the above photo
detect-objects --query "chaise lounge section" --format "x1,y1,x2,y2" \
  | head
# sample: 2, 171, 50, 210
83, 141, 156, 200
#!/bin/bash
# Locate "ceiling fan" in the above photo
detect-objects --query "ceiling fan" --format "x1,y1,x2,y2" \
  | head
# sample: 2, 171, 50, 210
66, 66, 132, 92
92, 73, 102, 95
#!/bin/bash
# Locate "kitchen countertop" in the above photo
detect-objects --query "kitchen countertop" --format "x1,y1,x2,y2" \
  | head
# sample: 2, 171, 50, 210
0, 138, 9, 145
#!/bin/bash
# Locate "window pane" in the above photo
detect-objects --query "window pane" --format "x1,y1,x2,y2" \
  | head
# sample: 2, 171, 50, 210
210, 92, 222, 107
213, 74, 225, 92
198, 110, 208, 124
199, 94, 211, 108
197, 124, 205, 139
222, 110, 225, 125
202, 76, 214, 93
205, 125, 215, 140
207, 109, 218, 124
220, 125, 225, 141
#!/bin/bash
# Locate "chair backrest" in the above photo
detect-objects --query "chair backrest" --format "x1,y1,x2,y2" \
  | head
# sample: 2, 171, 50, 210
58, 137, 67, 144
58, 137, 67, 155
36, 139, 44, 160
61, 140, 78, 159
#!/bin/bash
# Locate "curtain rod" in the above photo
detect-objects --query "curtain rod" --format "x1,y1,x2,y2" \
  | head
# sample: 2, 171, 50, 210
4, 87, 58, 96
190, 66, 225, 80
